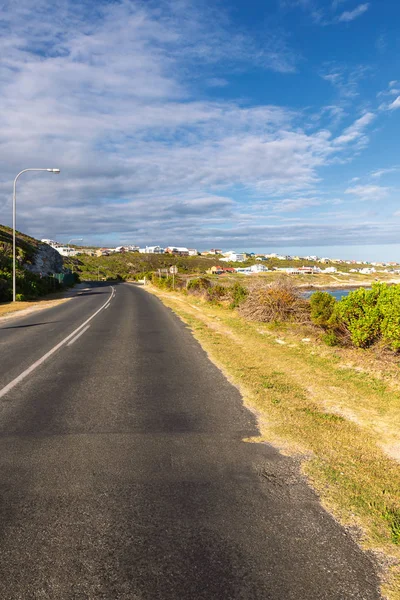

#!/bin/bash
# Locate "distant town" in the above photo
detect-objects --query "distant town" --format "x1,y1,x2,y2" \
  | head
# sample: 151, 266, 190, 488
41, 239, 400, 275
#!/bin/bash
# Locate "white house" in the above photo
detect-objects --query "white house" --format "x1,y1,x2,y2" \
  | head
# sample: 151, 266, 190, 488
188, 249, 198, 256
275, 267, 301, 275
359, 268, 376, 274
221, 252, 246, 262
41, 238, 60, 247
165, 246, 189, 256
235, 267, 252, 275
54, 246, 79, 257
250, 264, 269, 273
139, 246, 164, 254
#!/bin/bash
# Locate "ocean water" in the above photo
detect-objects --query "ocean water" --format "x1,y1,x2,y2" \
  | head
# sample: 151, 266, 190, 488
302, 288, 371, 301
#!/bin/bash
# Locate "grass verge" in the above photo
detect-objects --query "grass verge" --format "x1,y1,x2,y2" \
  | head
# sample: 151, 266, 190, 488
0, 295, 69, 318
145, 284, 400, 599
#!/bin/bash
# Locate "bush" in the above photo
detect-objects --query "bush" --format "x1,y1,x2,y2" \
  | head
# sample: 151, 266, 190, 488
310, 291, 336, 328
321, 331, 339, 346
335, 286, 382, 348
151, 274, 176, 290
186, 277, 212, 293
15, 293, 25, 302
206, 284, 226, 304
376, 284, 400, 350
229, 282, 248, 308
0, 270, 12, 302
239, 277, 309, 323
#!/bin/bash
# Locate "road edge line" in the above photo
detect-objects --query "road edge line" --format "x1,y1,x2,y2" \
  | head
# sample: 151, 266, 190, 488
0, 286, 114, 399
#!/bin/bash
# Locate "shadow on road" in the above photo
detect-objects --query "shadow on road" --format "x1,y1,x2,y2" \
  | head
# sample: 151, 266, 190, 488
0, 322, 59, 330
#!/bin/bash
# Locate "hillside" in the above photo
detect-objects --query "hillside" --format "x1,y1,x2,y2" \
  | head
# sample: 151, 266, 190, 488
0, 224, 40, 266
0, 224, 65, 302
65, 252, 220, 280
65, 250, 400, 290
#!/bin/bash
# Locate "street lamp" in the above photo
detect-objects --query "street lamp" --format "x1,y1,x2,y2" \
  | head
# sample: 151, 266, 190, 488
67, 238, 83, 252
12, 168, 60, 302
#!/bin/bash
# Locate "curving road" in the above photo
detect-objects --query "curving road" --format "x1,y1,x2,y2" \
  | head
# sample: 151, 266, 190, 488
0, 282, 381, 599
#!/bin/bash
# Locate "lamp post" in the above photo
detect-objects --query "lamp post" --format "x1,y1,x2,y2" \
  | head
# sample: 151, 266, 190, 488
67, 238, 83, 253
12, 168, 60, 302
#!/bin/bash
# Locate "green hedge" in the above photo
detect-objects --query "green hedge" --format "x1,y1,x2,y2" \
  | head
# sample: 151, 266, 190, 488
310, 284, 400, 351
0, 269, 62, 302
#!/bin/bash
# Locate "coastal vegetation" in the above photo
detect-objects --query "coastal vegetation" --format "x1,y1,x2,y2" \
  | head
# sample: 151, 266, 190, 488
310, 285, 400, 351
147, 276, 400, 600
0, 224, 63, 302
153, 271, 400, 353
68, 249, 400, 291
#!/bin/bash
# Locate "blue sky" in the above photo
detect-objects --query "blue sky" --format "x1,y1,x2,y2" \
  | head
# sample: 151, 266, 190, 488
1, 0, 400, 260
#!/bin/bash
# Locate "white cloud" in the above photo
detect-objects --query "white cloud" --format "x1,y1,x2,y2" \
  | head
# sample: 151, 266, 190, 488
273, 198, 321, 212
344, 184, 389, 201
388, 96, 400, 110
321, 64, 369, 100
333, 112, 375, 146
0, 0, 382, 248
338, 3, 369, 22
371, 167, 399, 178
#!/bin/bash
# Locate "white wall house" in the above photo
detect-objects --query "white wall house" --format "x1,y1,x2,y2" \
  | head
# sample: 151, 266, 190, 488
41, 238, 60, 247
250, 264, 268, 272
235, 268, 252, 275
139, 246, 164, 254
54, 246, 79, 257
221, 252, 246, 262
359, 268, 376, 274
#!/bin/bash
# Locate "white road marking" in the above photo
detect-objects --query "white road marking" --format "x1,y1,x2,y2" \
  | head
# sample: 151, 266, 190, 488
104, 303, 110, 310
0, 286, 114, 399
67, 325, 90, 346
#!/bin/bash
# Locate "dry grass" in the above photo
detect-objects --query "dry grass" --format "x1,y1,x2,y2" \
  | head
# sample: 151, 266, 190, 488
210, 270, 400, 290
239, 276, 310, 323
146, 284, 400, 599
0, 296, 68, 319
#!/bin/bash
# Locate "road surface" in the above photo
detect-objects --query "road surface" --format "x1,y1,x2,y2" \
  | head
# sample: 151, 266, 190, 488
0, 283, 381, 599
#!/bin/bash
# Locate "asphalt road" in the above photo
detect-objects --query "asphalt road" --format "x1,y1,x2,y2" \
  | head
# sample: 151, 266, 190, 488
0, 282, 381, 599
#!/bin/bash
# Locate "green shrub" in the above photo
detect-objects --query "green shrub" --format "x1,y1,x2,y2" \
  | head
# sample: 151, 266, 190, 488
229, 282, 248, 308
335, 286, 382, 348
151, 274, 175, 290
376, 284, 400, 351
186, 277, 212, 293
206, 284, 226, 303
310, 291, 336, 328
15, 293, 25, 301
0, 271, 12, 302
322, 331, 339, 346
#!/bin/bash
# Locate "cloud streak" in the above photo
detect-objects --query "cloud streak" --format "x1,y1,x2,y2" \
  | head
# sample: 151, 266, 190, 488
344, 184, 389, 200
338, 3, 369, 22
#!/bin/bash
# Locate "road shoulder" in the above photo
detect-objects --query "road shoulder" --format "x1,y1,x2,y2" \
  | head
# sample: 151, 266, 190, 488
143, 283, 400, 600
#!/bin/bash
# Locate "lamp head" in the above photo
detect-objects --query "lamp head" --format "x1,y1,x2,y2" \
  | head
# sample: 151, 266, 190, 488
47, 168, 60, 173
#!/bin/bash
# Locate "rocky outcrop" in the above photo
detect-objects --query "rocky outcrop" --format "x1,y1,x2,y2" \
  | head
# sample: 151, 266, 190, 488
25, 243, 64, 276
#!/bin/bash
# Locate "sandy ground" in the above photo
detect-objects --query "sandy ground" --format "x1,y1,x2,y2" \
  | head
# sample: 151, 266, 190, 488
0, 284, 89, 322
